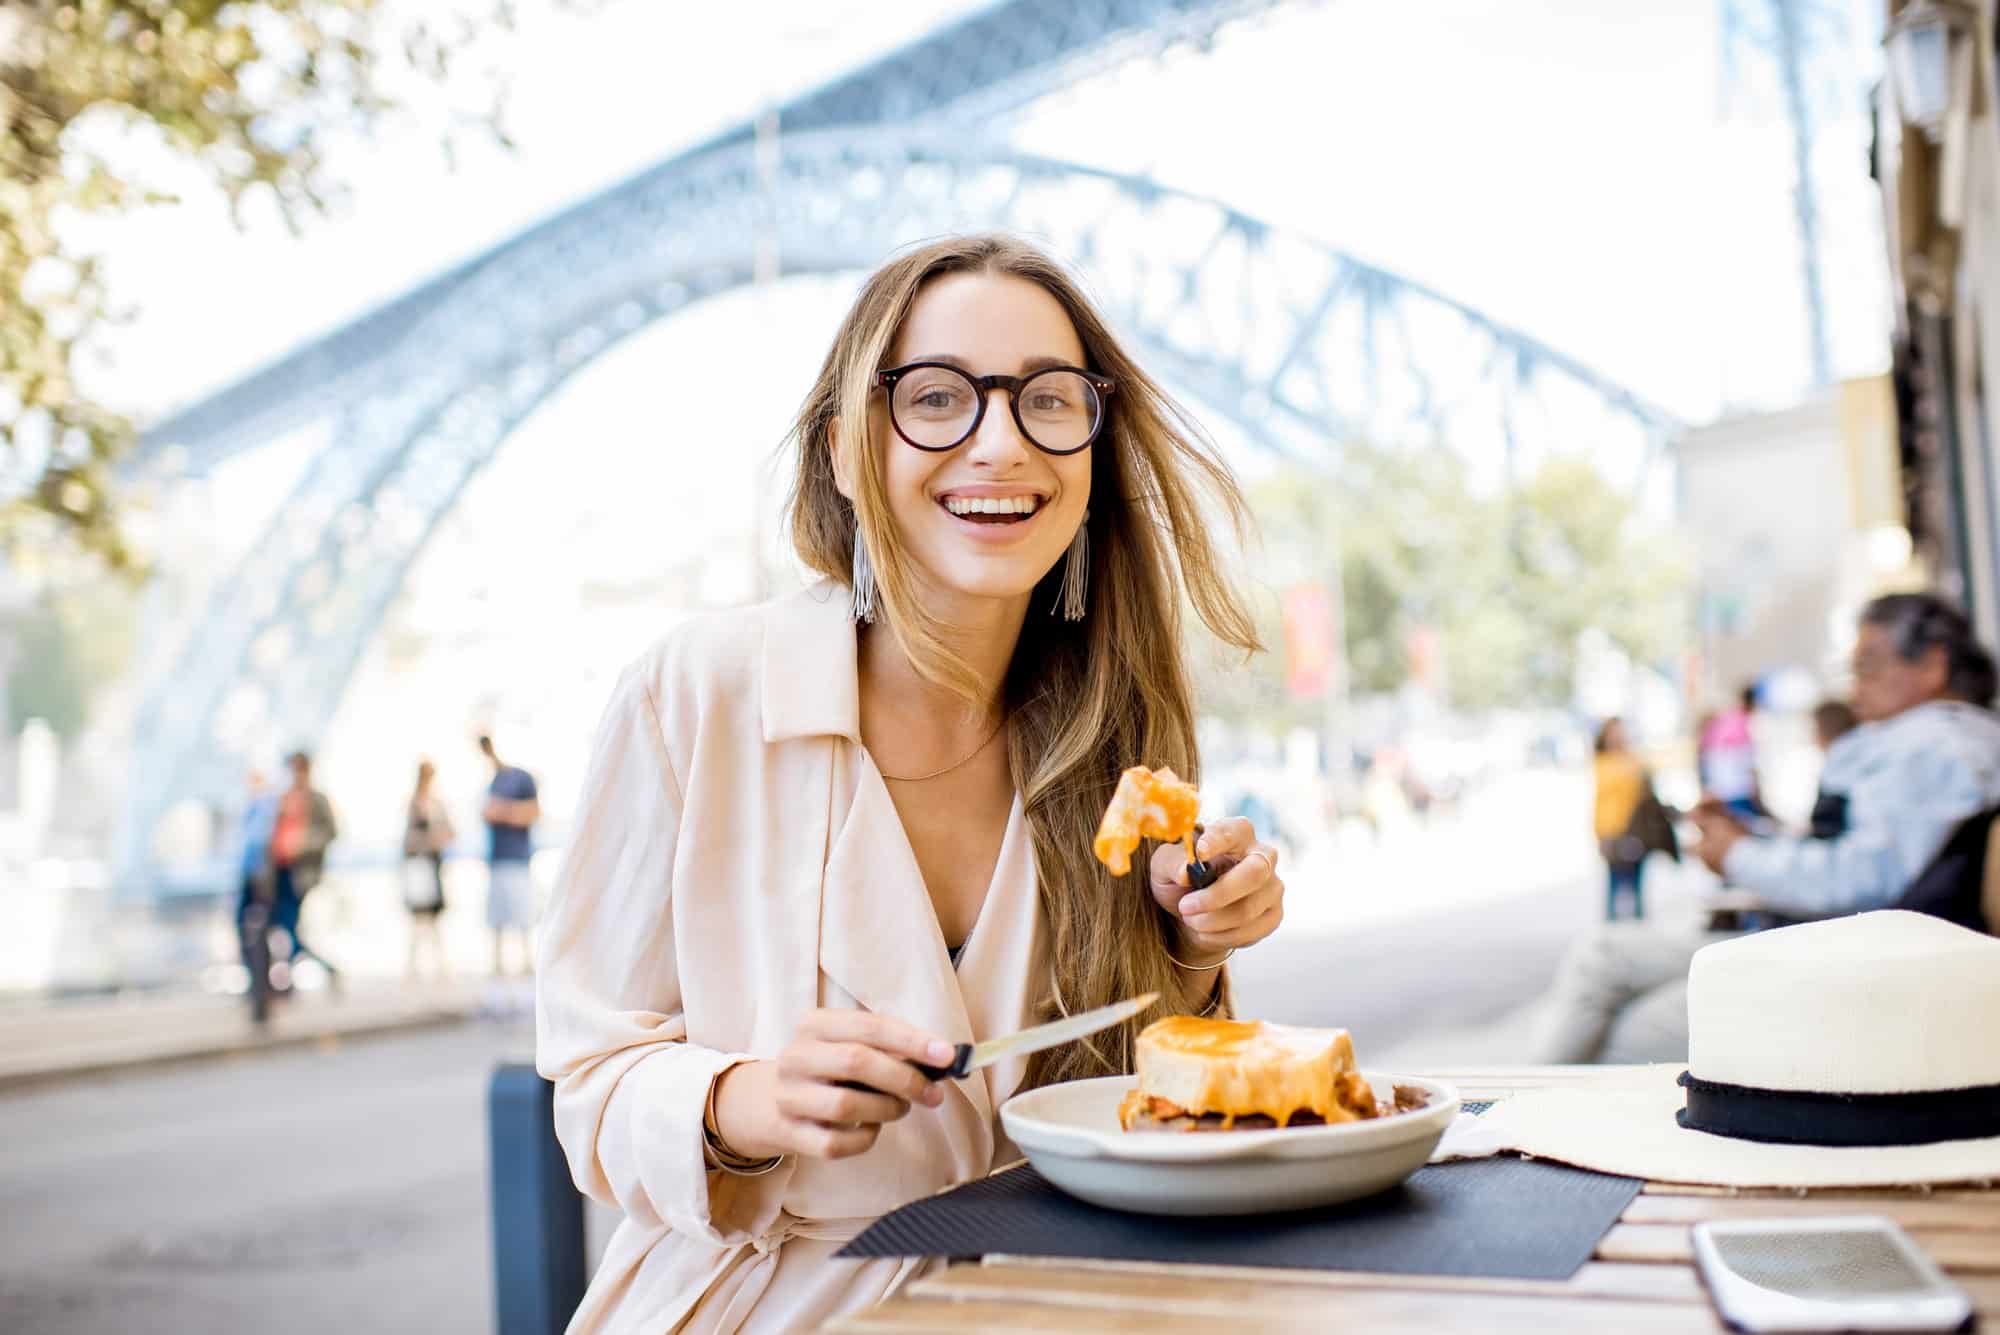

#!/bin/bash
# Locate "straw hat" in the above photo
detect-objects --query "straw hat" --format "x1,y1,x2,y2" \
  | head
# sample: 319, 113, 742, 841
1444, 912, 2000, 1187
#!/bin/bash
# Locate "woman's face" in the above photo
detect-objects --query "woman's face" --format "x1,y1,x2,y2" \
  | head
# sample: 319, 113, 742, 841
845, 270, 1096, 617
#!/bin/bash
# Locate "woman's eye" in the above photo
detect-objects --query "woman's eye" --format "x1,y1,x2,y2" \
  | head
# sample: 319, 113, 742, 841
1027, 393, 1069, 412
913, 389, 962, 410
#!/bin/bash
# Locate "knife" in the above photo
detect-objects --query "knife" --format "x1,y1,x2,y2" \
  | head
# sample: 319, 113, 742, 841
910, 992, 1159, 1082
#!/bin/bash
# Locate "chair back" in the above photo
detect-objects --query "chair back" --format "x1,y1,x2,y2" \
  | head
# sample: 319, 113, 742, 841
1895, 806, 1999, 934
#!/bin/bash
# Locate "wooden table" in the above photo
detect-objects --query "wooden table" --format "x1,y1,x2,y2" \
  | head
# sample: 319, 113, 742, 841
829, 1067, 2000, 1333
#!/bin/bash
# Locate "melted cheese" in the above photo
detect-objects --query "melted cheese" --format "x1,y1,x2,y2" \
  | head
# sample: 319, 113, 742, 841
1124, 1016, 1377, 1128
1093, 766, 1202, 876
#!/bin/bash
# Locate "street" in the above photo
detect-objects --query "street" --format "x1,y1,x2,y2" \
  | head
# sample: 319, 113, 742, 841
0, 861, 1621, 1334
0, 1019, 534, 1335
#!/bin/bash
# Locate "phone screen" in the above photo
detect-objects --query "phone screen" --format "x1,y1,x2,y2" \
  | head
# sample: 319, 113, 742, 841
1710, 1229, 1941, 1300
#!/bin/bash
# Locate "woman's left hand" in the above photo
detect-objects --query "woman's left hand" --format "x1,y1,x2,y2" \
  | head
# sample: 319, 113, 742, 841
1148, 816, 1285, 961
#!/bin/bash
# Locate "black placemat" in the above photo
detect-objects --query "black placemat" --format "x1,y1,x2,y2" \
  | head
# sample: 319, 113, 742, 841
839, 1153, 1640, 1280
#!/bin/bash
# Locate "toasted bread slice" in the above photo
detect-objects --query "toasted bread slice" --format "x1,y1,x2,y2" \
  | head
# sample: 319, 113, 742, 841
1117, 1016, 1380, 1131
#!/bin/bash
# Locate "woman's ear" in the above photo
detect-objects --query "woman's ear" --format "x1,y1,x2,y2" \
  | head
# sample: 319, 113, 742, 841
828, 416, 855, 502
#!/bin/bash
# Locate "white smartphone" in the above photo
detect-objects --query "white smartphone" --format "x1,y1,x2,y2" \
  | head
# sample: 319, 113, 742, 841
1692, 1216, 1974, 1333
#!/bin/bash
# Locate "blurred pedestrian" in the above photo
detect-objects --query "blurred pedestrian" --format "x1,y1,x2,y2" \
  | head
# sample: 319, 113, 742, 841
479, 734, 540, 977
269, 750, 341, 986
234, 769, 279, 1006
1234, 789, 1284, 853
1592, 718, 1653, 920
1360, 751, 1408, 841
402, 759, 455, 982
1691, 709, 1716, 791
1698, 683, 1763, 821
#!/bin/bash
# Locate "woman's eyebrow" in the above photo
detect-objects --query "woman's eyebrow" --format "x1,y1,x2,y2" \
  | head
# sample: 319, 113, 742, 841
902, 353, 1077, 374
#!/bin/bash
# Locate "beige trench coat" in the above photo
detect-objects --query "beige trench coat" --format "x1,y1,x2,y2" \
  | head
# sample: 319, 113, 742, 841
536, 581, 1047, 1333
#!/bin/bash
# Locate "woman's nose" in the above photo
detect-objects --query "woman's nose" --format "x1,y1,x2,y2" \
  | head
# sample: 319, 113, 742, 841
964, 388, 1033, 464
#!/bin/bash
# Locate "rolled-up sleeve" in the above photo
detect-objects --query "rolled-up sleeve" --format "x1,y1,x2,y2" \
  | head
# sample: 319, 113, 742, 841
1724, 742, 1988, 919
535, 660, 790, 1243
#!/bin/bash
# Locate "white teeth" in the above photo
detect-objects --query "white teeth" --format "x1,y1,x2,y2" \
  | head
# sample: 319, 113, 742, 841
942, 495, 1041, 516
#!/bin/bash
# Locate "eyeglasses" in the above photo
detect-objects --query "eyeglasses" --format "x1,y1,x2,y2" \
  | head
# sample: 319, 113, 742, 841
875, 362, 1114, 456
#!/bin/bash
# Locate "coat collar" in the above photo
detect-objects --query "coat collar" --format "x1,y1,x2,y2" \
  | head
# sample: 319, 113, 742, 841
761, 580, 861, 745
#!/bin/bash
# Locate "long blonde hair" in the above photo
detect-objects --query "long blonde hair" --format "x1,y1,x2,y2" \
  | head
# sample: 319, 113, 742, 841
786, 235, 1262, 1085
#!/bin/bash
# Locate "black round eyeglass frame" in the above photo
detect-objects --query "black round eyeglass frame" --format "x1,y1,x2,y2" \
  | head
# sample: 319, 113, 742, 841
874, 362, 1116, 456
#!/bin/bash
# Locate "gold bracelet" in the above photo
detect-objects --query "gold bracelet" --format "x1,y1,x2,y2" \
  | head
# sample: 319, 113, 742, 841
1165, 945, 1234, 972
704, 1064, 784, 1176
713, 1144, 786, 1177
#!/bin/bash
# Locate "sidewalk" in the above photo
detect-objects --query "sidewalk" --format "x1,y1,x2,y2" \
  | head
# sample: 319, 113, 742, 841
0, 978, 503, 1091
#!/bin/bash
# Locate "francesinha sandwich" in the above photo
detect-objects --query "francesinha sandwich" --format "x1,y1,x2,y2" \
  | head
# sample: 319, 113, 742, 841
1117, 1016, 1382, 1131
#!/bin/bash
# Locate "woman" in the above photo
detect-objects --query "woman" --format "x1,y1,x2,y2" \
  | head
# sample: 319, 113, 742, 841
1698, 684, 1764, 821
1593, 718, 1651, 920
401, 759, 455, 980
536, 235, 1286, 1333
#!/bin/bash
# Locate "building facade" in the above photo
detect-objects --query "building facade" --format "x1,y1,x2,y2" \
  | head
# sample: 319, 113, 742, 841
1875, 0, 2000, 637
1677, 378, 1914, 705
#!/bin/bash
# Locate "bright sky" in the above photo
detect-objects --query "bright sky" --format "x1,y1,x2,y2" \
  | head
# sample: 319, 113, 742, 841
75, 0, 1896, 837
89, 0, 1891, 423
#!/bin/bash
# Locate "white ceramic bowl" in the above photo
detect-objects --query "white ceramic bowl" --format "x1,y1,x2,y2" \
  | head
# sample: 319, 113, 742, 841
999, 1072, 1460, 1216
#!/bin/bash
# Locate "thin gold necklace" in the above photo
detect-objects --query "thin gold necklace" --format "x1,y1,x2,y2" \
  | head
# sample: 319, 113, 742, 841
877, 714, 1008, 783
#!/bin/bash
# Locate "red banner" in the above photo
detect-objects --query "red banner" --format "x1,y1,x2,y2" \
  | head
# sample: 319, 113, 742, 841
1281, 584, 1336, 700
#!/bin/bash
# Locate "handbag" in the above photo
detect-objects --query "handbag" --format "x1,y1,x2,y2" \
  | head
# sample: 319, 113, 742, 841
1626, 782, 1682, 863
401, 856, 443, 912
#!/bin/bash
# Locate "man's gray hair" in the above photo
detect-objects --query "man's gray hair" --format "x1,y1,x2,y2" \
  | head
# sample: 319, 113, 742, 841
1859, 593, 1998, 707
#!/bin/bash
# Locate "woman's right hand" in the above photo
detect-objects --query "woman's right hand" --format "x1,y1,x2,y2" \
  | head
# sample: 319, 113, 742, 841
710, 1009, 953, 1161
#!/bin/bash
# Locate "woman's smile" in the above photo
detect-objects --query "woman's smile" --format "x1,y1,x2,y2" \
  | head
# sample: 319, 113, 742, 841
933, 485, 1052, 544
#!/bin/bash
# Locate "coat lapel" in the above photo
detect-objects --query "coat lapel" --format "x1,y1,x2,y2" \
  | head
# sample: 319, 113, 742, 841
954, 794, 1045, 1115
818, 750, 983, 1121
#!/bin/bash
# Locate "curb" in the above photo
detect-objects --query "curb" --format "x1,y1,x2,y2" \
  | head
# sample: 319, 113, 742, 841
0, 1002, 480, 1093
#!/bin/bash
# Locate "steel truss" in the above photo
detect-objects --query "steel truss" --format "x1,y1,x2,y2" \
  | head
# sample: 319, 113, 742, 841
115, 2, 1679, 893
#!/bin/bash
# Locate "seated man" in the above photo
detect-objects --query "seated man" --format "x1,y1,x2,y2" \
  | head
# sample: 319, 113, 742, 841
1534, 593, 2000, 1064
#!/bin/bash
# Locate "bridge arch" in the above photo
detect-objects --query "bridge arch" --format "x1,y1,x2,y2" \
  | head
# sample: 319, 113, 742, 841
118, 130, 1680, 892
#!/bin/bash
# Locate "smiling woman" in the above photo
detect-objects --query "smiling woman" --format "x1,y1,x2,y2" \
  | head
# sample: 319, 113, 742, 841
828, 269, 1105, 628
535, 234, 1279, 1333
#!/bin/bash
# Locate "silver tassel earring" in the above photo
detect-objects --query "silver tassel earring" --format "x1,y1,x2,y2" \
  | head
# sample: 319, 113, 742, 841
1057, 511, 1089, 621
849, 529, 878, 624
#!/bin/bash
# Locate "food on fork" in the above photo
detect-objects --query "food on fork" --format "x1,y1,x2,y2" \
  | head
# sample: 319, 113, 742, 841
1093, 765, 1202, 877
1116, 1016, 1393, 1131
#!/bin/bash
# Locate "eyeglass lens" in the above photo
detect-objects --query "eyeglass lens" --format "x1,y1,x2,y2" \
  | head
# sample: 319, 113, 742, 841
891, 366, 1102, 452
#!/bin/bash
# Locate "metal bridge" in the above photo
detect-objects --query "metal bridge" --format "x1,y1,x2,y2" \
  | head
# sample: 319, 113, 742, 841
115, 0, 1682, 895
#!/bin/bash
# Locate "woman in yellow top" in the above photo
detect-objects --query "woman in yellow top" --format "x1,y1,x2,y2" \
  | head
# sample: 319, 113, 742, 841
536, 235, 1290, 1333
1593, 718, 1649, 920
